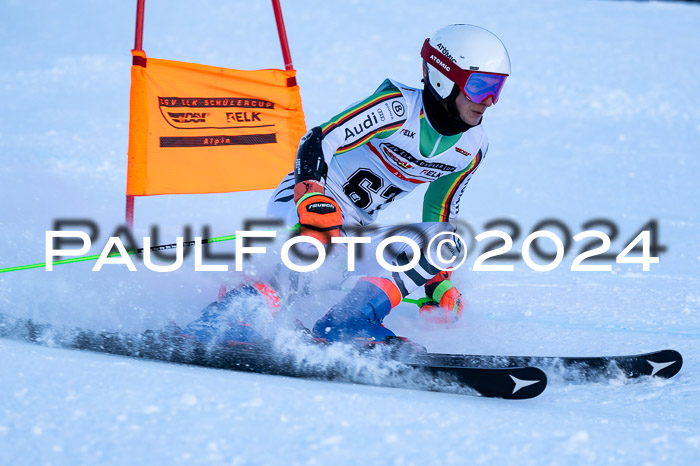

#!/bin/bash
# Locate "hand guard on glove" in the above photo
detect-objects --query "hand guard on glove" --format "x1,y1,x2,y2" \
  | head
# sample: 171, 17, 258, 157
419, 271, 465, 324
294, 180, 342, 244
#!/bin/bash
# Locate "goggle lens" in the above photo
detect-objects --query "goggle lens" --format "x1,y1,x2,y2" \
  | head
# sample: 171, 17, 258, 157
463, 72, 507, 104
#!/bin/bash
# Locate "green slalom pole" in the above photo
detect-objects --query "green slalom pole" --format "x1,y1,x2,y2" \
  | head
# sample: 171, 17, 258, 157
0, 235, 238, 274
402, 297, 434, 308
0, 232, 429, 306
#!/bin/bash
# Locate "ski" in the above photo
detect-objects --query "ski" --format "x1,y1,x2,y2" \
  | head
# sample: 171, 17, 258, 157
0, 313, 546, 400
405, 350, 683, 381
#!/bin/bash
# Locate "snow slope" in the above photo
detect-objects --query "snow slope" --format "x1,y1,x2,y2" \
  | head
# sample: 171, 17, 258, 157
1, 0, 700, 464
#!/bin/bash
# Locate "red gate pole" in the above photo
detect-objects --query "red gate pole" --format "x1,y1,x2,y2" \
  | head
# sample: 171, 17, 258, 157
126, 0, 146, 229
271, 0, 294, 70
134, 0, 145, 52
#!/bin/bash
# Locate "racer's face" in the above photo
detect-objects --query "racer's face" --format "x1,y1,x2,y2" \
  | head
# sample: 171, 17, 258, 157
454, 92, 494, 126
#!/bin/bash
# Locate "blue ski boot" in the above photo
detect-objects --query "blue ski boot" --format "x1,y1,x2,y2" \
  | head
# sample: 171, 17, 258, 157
181, 282, 280, 346
311, 278, 401, 345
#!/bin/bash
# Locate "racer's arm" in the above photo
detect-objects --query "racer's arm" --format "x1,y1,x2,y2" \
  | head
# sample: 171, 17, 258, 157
419, 146, 487, 322
293, 79, 408, 201
293, 80, 408, 242
421, 147, 486, 225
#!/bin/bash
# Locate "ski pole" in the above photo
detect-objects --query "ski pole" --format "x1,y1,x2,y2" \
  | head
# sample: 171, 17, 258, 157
1, 231, 435, 307
0, 224, 304, 274
0, 235, 238, 273
402, 297, 435, 308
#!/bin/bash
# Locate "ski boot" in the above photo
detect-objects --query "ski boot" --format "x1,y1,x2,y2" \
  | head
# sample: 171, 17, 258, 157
312, 278, 424, 355
180, 282, 280, 346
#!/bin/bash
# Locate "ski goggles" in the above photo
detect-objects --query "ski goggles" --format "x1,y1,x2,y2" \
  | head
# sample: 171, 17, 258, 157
421, 39, 508, 104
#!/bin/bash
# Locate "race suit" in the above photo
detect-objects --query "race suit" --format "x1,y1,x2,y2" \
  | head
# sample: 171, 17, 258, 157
266, 79, 489, 297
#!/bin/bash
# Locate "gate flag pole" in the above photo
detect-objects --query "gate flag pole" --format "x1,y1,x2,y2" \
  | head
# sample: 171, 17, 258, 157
126, 0, 146, 229
271, 0, 294, 71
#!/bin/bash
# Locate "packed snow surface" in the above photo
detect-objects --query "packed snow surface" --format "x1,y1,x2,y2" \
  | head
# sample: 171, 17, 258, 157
1, 0, 699, 464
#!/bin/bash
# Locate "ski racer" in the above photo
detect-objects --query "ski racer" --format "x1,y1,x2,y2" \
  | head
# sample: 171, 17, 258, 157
183, 24, 511, 346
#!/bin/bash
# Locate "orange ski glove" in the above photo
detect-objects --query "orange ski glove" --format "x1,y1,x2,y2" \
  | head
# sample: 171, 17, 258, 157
296, 189, 342, 244
419, 271, 465, 324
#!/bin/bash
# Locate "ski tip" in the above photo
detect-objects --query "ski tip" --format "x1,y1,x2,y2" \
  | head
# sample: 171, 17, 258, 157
456, 366, 547, 400
645, 349, 683, 379
504, 367, 547, 400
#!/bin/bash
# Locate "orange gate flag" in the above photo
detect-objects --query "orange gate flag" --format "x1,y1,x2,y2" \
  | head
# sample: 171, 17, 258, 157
127, 50, 306, 196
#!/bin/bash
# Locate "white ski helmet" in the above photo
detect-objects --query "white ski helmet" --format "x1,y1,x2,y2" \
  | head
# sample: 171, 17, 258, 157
422, 24, 511, 102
